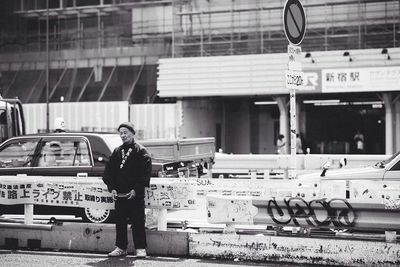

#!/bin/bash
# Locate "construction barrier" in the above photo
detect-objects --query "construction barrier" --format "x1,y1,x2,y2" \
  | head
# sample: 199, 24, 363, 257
0, 176, 197, 230
1, 176, 400, 266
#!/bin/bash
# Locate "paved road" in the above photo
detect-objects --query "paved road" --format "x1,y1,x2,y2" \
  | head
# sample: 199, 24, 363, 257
0, 250, 305, 267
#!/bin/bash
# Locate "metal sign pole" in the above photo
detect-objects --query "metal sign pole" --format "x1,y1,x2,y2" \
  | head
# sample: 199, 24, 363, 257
289, 88, 296, 179
283, 0, 306, 179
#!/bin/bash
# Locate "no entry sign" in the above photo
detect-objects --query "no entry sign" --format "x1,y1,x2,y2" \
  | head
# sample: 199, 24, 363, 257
283, 0, 306, 45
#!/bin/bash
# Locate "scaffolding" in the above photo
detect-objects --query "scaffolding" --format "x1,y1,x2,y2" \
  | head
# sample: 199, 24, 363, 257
1, 0, 398, 57
172, 0, 400, 57
0, 0, 399, 103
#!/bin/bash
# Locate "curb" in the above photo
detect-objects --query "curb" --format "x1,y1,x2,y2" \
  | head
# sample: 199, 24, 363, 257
1, 222, 399, 266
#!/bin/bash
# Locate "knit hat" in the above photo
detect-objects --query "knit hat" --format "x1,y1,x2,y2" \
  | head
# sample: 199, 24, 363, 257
118, 122, 136, 135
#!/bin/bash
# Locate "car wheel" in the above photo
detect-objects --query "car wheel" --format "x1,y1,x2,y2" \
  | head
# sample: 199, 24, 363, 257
82, 208, 113, 223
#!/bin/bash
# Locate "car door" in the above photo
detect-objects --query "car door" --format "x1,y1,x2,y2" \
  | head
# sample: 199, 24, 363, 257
30, 136, 93, 177
383, 158, 400, 181
85, 135, 114, 176
0, 137, 40, 176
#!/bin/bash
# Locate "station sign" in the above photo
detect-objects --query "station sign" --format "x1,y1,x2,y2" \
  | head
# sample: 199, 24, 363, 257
286, 70, 305, 90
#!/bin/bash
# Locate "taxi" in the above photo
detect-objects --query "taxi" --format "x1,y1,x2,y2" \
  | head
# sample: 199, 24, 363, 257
0, 132, 213, 223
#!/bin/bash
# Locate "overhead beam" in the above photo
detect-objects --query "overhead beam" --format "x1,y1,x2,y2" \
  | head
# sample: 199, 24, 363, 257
2, 68, 21, 97
76, 68, 94, 102
49, 66, 68, 100
65, 67, 77, 102
25, 70, 45, 103
125, 60, 145, 102
97, 65, 116, 101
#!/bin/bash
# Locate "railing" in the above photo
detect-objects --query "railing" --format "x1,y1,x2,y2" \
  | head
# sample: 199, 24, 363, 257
206, 179, 400, 241
212, 153, 388, 179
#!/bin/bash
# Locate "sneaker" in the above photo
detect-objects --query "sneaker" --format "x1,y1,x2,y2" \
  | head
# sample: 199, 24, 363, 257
135, 249, 147, 258
108, 247, 127, 257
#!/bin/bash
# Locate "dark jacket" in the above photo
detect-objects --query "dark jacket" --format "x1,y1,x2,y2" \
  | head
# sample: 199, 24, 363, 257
102, 141, 152, 196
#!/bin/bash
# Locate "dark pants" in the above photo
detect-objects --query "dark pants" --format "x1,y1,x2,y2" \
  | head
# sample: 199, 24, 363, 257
114, 196, 147, 250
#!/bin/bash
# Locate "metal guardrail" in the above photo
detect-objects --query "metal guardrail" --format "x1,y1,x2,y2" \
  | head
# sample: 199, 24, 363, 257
207, 195, 400, 232
212, 153, 388, 178
204, 178, 400, 233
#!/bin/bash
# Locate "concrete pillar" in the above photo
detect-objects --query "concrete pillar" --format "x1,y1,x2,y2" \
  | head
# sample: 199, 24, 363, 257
296, 98, 306, 135
275, 96, 289, 153
395, 100, 400, 152
24, 204, 34, 224
382, 93, 394, 155
157, 209, 167, 231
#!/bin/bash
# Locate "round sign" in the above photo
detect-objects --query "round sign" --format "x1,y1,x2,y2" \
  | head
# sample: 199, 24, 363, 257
283, 0, 306, 45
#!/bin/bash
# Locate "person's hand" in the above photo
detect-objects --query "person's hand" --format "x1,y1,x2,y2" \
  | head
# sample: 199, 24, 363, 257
127, 189, 136, 199
111, 190, 118, 200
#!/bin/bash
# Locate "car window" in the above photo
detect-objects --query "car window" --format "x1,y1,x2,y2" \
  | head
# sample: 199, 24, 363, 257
102, 134, 122, 151
389, 160, 400, 171
37, 139, 91, 167
0, 139, 39, 168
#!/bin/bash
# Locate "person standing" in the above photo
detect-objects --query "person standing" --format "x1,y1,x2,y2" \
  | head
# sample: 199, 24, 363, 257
103, 122, 152, 258
353, 129, 365, 154
296, 133, 304, 154
276, 134, 286, 154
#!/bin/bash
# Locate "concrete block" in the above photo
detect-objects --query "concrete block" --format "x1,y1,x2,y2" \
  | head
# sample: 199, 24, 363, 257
147, 230, 188, 256
189, 233, 400, 266
0, 222, 188, 256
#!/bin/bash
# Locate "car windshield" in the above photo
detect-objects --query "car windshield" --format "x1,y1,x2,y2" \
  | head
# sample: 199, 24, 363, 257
0, 140, 38, 168
102, 134, 123, 150
374, 151, 400, 168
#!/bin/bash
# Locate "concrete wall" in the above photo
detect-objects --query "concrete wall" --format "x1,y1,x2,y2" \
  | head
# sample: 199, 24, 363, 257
225, 98, 251, 154
255, 108, 277, 154
180, 99, 222, 139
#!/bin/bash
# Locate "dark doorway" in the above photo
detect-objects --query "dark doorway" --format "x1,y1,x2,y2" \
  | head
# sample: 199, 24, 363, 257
305, 103, 385, 154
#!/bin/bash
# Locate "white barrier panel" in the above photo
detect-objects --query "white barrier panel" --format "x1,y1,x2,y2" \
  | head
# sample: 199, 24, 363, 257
195, 178, 346, 199
195, 178, 295, 198
0, 176, 196, 210
23, 102, 129, 133
130, 103, 180, 140
350, 181, 400, 208
296, 180, 347, 199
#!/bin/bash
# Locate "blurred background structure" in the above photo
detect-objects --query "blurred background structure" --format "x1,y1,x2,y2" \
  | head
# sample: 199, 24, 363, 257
0, 0, 399, 154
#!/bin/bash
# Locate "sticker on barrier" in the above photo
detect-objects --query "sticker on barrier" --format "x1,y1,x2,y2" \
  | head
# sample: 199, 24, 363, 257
350, 180, 400, 209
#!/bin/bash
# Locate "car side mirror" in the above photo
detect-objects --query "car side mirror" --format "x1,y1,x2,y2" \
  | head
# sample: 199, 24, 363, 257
339, 158, 347, 168
320, 161, 331, 177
